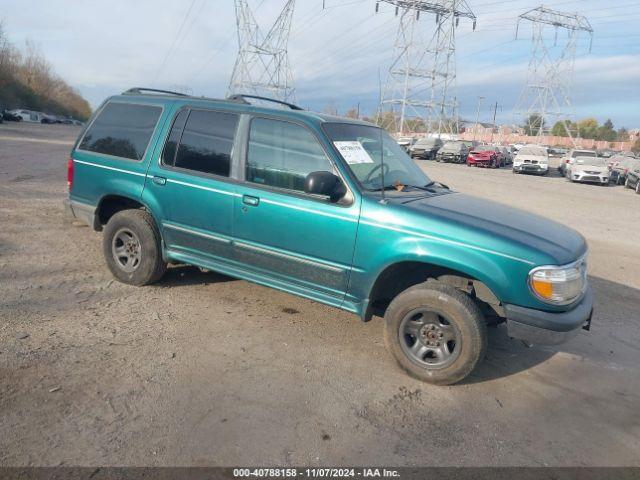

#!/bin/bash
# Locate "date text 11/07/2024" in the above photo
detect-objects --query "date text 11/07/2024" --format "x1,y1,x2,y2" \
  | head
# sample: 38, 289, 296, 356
232, 468, 401, 478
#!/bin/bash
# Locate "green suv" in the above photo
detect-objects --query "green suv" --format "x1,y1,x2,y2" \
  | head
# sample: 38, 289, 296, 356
65, 88, 593, 385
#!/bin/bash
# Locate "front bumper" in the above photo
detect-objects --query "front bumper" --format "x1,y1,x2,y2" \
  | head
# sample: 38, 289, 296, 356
572, 172, 608, 184
438, 153, 462, 162
411, 149, 435, 159
513, 164, 548, 174
468, 159, 492, 167
505, 286, 593, 345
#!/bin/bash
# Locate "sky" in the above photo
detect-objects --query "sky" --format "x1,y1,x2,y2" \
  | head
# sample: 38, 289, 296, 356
1, 0, 639, 128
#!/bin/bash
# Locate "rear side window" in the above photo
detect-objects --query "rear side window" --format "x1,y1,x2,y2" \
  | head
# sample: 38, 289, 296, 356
79, 102, 162, 160
246, 118, 331, 192
161, 109, 189, 166
171, 109, 238, 177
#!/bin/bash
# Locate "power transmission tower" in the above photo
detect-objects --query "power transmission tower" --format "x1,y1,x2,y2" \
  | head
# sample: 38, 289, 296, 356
376, 1, 476, 136
514, 6, 593, 141
228, 0, 296, 102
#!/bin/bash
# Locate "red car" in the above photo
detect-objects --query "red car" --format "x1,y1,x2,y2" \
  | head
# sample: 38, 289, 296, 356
467, 146, 500, 168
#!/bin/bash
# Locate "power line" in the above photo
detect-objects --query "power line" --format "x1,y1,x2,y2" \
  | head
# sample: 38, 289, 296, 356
153, 0, 199, 83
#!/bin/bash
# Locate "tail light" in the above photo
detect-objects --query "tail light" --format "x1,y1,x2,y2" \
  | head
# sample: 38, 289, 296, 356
565, 159, 570, 163
67, 158, 74, 191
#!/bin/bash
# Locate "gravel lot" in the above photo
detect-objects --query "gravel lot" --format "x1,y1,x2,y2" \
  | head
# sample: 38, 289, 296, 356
1, 122, 639, 467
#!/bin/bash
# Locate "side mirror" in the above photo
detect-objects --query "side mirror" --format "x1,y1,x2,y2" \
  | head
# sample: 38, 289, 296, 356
304, 171, 346, 201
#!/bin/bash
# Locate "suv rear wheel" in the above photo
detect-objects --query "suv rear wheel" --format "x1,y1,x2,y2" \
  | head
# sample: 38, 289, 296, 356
383, 280, 487, 385
103, 209, 167, 286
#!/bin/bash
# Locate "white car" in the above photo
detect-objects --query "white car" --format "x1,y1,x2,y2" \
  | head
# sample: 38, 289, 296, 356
512, 145, 549, 175
9, 109, 44, 123
568, 157, 609, 185
561, 149, 597, 177
397, 136, 416, 152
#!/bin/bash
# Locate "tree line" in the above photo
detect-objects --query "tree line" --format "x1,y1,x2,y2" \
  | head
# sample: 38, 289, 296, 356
0, 21, 91, 120
523, 114, 631, 143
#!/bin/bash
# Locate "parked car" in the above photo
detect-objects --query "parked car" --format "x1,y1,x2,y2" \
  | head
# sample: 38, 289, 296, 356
436, 141, 469, 163
624, 167, 640, 194
500, 146, 513, 165
10, 109, 45, 123
41, 113, 59, 124
467, 145, 499, 168
409, 137, 443, 159
609, 156, 640, 185
512, 145, 549, 175
567, 157, 609, 185
462, 140, 480, 151
560, 149, 597, 176
1, 110, 22, 121
397, 136, 416, 153
598, 150, 614, 158
548, 147, 566, 157
65, 87, 593, 385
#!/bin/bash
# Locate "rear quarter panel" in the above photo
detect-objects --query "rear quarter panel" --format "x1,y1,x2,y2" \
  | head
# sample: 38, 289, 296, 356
69, 97, 175, 209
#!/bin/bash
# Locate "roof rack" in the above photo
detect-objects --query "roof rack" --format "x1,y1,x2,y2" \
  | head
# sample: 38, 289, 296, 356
227, 94, 303, 111
123, 87, 189, 97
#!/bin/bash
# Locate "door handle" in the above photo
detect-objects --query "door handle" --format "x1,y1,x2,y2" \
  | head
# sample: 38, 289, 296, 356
152, 176, 166, 186
242, 194, 260, 207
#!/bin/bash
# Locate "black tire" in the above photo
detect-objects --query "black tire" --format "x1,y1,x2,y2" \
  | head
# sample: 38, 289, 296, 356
625, 177, 631, 189
636, 182, 640, 194
383, 280, 487, 385
103, 209, 167, 286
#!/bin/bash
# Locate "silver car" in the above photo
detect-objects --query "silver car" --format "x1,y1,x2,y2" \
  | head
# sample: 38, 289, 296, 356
560, 149, 597, 177
568, 157, 609, 185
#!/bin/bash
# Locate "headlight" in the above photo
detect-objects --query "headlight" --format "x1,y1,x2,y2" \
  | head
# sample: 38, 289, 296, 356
528, 256, 587, 305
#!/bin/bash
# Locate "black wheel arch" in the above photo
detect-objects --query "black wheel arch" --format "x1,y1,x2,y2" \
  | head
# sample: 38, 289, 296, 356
363, 261, 502, 322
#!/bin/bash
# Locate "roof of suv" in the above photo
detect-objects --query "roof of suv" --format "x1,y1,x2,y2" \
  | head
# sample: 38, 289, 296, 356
111, 88, 373, 128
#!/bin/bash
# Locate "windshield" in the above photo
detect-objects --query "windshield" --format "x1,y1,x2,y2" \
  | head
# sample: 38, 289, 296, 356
475, 145, 496, 152
324, 123, 431, 190
571, 150, 596, 158
441, 142, 462, 151
416, 138, 438, 146
575, 157, 606, 166
518, 146, 547, 157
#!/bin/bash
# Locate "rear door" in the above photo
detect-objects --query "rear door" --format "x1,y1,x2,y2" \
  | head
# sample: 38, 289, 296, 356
232, 116, 360, 301
142, 107, 240, 264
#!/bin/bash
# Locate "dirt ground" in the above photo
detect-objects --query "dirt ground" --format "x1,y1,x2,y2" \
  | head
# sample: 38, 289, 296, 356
1, 122, 639, 467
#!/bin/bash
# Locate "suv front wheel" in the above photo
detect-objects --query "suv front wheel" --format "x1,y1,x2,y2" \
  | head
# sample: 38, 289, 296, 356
103, 209, 167, 286
384, 280, 487, 385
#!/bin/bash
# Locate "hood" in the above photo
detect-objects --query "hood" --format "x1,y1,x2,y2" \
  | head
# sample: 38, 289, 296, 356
514, 154, 547, 164
470, 150, 493, 157
390, 192, 586, 265
572, 164, 607, 173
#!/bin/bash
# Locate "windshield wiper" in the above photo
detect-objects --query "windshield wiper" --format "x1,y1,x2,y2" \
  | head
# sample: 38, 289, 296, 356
367, 185, 398, 192
424, 181, 450, 190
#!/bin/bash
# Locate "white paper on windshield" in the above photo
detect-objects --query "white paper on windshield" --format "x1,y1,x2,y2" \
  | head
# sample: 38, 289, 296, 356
333, 141, 375, 164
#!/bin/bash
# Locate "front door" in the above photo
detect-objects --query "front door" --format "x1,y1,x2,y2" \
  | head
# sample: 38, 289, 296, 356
143, 107, 240, 263
233, 117, 360, 300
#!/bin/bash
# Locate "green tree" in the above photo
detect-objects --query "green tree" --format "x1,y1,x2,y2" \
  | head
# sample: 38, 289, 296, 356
596, 119, 616, 142
523, 114, 545, 136
616, 127, 629, 142
577, 118, 599, 139
551, 120, 574, 137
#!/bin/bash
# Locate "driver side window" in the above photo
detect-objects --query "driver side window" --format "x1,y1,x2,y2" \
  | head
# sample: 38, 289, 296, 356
246, 118, 332, 192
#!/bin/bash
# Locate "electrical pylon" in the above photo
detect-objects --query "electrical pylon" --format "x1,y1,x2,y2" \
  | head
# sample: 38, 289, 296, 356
514, 6, 593, 140
228, 0, 296, 102
376, 1, 476, 136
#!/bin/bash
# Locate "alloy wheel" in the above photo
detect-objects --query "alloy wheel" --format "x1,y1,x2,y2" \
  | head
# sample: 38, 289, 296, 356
399, 308, 461, 369
111, 228, 142, 273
